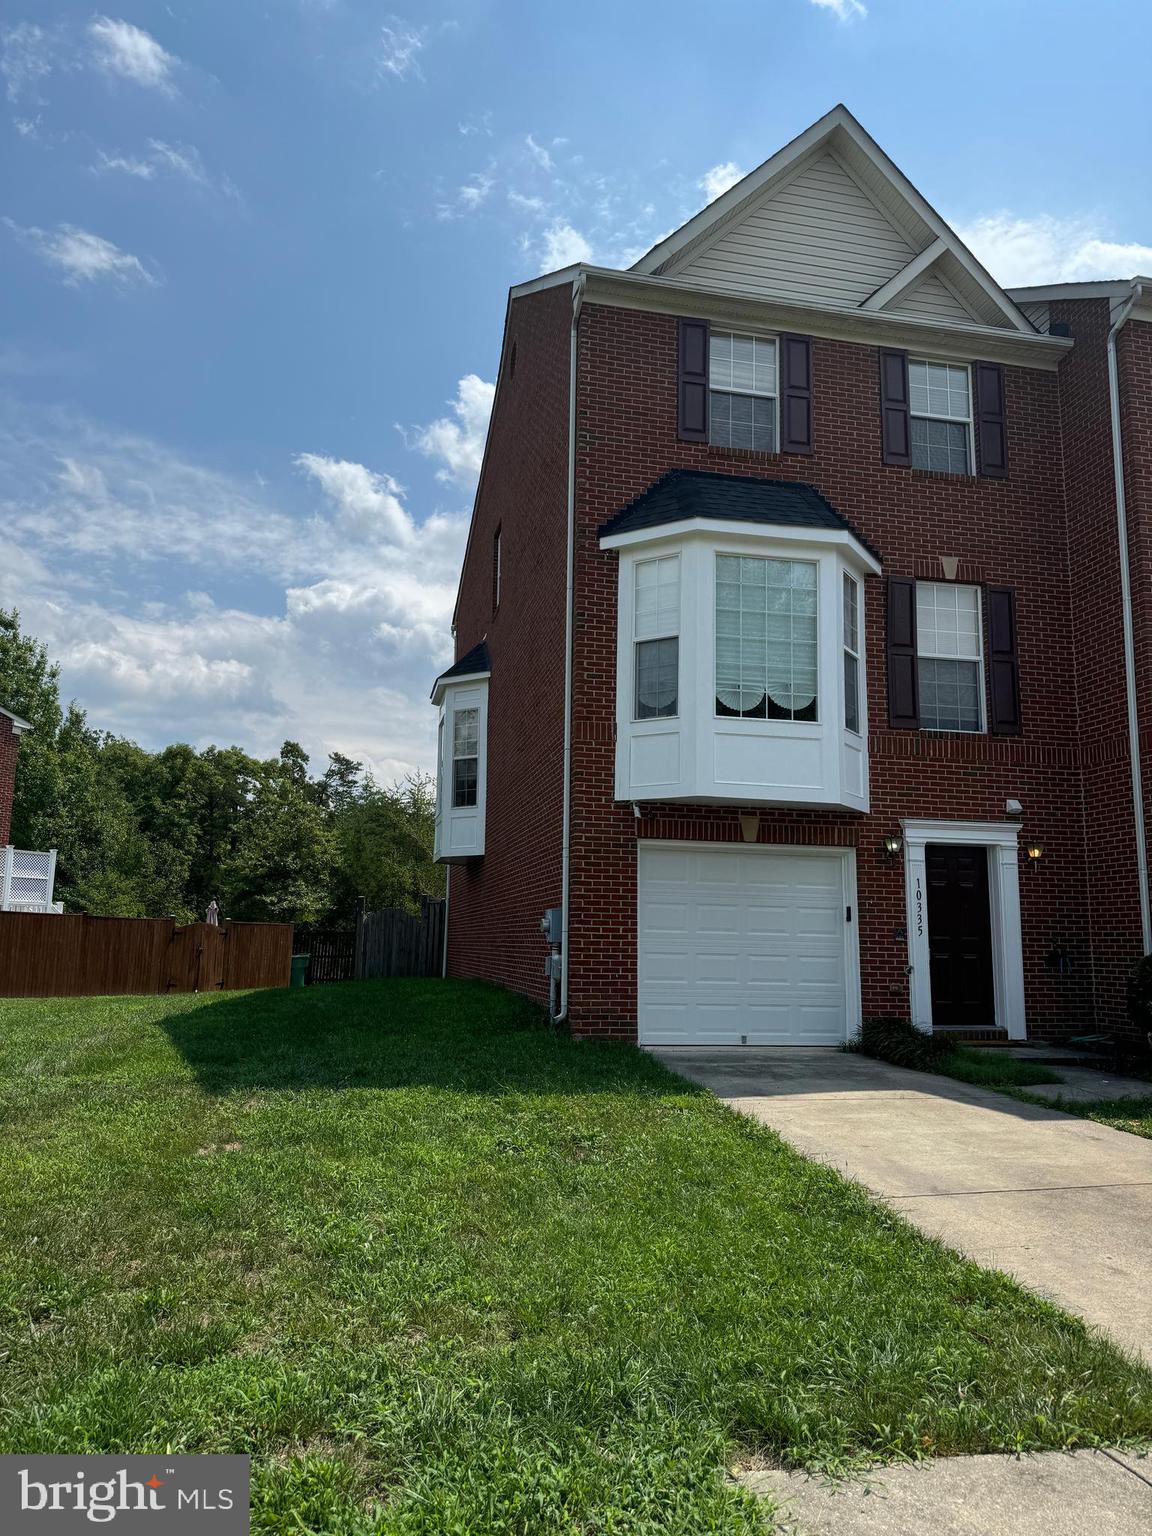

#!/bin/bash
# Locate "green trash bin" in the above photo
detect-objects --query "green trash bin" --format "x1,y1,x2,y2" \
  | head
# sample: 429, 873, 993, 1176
290, 954, 310, 989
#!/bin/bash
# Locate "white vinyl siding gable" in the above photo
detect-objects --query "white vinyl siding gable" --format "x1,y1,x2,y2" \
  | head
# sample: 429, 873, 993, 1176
887, 272, 981, 328
674, 152, 915, 310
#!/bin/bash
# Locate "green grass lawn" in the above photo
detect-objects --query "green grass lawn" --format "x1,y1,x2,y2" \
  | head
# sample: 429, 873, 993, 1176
1, 981, 1149, 1534
1009, 1093, 1152, 1140
933, 1047, 1063, 1090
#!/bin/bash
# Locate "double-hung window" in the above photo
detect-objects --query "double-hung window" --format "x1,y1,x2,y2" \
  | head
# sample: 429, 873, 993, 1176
709, 332, 778, 453
716, 555, 818, 721
916, 582, 984, 732
909, 359, 973, 474
843, 573, 861, 734
452, 707, 480, 806
634, 555, 679, 719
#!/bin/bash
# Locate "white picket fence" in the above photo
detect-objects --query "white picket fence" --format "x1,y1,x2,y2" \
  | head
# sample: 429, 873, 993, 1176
0, 847, 62, 913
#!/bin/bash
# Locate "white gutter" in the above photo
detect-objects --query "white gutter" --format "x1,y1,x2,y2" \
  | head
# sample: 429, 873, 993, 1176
557, 271, 586, 1021
1106, 280, 1152, 951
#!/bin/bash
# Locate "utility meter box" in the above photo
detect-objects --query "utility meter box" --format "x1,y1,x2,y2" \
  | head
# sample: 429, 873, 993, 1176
540, 906, 563, 945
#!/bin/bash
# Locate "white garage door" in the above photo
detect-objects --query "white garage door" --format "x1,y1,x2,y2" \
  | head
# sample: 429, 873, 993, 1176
637, 844, 854, 1046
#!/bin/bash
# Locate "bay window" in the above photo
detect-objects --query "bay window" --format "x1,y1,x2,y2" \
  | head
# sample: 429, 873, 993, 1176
843, 573, 861, 734
715, 555, 818, 721
602, 495, 879, 810
634, 555, 680, 719
452, 707, 480, 806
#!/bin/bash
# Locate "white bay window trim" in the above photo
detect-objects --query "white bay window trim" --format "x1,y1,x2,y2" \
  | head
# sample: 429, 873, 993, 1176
433, 676, 489, 862
633, 554, 680, 721
604, 522, 878, 810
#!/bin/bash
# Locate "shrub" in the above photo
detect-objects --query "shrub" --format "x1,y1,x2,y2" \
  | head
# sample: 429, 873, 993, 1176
857, 1016, 956, 1071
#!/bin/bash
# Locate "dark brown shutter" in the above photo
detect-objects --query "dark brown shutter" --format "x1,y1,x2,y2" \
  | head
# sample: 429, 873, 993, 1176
677, 317, 709, 442
974, 361, 1008, 478
887, 576, 919, 729
780, 333, 813, 454
879, 348, 912, 467
986, 585, 1021, 734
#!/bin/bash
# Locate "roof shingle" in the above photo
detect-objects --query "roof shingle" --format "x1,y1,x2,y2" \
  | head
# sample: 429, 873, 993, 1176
598, 469, 880, 563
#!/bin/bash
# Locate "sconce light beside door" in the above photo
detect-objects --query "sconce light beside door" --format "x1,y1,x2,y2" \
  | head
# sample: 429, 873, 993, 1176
883, 836, 903, 860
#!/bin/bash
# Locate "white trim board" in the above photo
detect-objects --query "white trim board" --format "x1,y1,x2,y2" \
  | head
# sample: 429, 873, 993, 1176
901, 819, 1026, 1040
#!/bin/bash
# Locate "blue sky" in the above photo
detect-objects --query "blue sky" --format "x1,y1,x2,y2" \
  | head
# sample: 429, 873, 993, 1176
3, 0, 1151, 781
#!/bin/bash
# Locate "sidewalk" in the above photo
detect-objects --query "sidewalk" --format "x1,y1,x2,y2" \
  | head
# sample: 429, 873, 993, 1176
741, 1450, 1152, 1534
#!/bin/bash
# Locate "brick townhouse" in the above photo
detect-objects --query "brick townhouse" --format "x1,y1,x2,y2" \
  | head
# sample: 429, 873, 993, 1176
431, 105, 1152, 1048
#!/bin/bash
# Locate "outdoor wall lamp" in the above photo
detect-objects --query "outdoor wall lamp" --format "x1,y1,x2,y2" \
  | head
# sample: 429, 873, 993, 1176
883, 836, 903, 859
1026, 844, 1045, 863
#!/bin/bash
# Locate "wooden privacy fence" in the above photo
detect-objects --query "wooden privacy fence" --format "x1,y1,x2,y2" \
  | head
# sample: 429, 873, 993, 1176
294, 928, 357, 986
356, 897, 445, 980
0, 913, 293, 998
294, 898, 445, 985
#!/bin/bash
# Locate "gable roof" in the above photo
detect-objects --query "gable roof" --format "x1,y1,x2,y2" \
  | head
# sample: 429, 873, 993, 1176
630, 106, 1033, 336
431, 640, 491, 702
598, 470, 880, 564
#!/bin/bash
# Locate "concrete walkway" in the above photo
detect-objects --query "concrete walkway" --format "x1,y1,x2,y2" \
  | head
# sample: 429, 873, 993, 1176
1013, 1063, 1152, 1105
650, 1047, 1152, 1363
740, 1450, 1152, 1534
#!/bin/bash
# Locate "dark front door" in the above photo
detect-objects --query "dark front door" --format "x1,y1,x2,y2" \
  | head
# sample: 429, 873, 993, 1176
925, 844, 994, 1029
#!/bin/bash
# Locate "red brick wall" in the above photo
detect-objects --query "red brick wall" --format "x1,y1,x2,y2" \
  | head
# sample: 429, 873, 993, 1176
0, 714, 18, 848
1052, 300, 1146, 1032
566, 303, 1096, 1039
1117, 320, 1152, 981
445, 284, 572, 1002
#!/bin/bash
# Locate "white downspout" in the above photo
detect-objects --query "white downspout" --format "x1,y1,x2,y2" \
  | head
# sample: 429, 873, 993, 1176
557, 271, 586, 1022
1106, 281, 1151, 952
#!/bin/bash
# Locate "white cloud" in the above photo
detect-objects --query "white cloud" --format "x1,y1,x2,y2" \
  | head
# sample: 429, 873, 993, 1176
0, 407, 473, 778
92, 139, 238, 198
809, 0, 867, 20
294, 454, 416, 544
526, 133, 554, 171
377, 17, 427, 81
403, 375, 495, 491
458, 112, 493, 137
699, 161, 744, 204
955, 213, 1152, 288
1, 21, 57, 103
437, 172, 495, 220
539, 220, 593, 271
88, 17, 177, 93
4, 220, 158, 288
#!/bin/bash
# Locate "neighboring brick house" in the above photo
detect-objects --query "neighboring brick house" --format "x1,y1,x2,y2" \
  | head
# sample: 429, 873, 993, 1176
0, 706, 31, 849
432, 105, 1152, 1047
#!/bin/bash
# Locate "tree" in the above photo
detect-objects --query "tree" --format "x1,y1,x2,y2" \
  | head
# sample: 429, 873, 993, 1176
331, 773, 443, 918
218, 745, 337, 924
1, 612, 444, 927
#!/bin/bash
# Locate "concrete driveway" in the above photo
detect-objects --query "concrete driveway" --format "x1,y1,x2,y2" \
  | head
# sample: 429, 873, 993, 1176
650, 1047, 1152, 1364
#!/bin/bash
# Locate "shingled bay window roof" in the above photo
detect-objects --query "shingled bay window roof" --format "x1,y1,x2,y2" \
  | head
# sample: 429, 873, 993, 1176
431, 640, 491, 701
598, 469, 881, 562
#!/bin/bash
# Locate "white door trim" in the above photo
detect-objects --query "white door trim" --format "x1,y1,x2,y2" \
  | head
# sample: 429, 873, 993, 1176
636, 840, 862, 1043
901, 819, 1026, 1040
